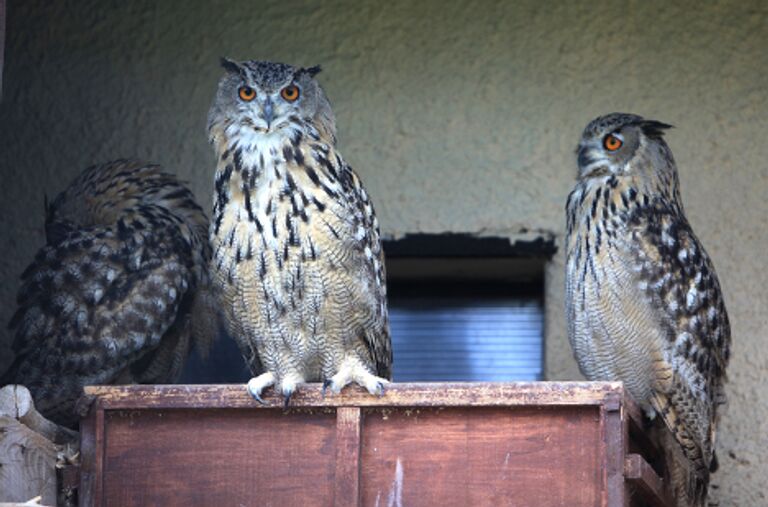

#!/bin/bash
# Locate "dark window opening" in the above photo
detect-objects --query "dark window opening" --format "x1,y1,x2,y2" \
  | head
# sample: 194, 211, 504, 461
388, 280, 543, 381
385, 233, 551, 382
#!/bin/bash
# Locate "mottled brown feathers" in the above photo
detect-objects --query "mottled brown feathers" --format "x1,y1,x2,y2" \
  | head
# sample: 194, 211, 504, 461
207, 59, 391, 402
566, 113, 730, 506
1, 160, 214, 427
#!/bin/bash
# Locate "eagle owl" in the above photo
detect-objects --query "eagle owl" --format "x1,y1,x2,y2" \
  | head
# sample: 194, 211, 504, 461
1, 160, 216, 428
565, 113, 730, 506
206, 59, 392, 404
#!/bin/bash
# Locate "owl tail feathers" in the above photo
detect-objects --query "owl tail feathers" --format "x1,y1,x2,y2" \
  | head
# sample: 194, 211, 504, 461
190, 287, 222, 360
659, 429, 710, 507
651, 391, 712, 507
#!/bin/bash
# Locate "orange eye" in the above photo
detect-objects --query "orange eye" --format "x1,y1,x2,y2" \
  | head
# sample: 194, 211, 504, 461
280, 85, 300, 102
238, 86, 256, 102
603, 134, 623, 151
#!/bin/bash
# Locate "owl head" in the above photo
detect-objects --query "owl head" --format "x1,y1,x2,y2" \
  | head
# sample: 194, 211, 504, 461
576, 113, 676, 182
207, 58, 337, 150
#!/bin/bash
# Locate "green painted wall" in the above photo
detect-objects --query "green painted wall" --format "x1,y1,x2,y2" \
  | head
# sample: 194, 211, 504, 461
0, 1, 766, 502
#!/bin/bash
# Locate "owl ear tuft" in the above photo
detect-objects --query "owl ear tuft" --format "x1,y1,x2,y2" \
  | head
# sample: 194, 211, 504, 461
220, 57, 243, 75
638, 120, 674, 139
303, 65, 323, 78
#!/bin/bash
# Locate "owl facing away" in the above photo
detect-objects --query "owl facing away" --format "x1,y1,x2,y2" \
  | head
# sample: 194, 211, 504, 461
207, 59, 392, 405
565, 113, 730, 506
1, 160, 217, 428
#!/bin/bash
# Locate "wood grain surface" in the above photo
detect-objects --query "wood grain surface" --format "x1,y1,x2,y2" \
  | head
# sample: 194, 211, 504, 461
83, 381, 625, 409
79, 382, 670, 507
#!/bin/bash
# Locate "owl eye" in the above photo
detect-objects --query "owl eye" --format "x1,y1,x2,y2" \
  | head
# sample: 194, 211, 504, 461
603, 134, 623, 151
280, 85, 300, 102
238, 86, 256, 102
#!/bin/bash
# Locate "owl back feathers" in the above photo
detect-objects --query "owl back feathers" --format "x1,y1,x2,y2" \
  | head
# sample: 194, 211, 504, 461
2, 160, 214, 427
629, 202, 729, 504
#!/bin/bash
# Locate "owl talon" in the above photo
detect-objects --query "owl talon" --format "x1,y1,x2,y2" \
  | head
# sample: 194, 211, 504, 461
328, 361, 390, 397
247, 372, 276, 405
322, 379, 333, 398
250, 391, 267, 405
283, 391, 293, 408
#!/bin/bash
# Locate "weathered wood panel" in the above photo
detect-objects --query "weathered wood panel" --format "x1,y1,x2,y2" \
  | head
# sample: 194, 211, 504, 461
98, 409, 337, 507
79, 382, 671, 507
83, 381, 624, 409
0, 417, 58, 505
360, 407, 602, 507
0, 385, 78, 506
333, 407, 362, 507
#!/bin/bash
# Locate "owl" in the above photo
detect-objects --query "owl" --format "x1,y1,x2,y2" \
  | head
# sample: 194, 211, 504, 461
565, 113, 730, 506
206, 58, 392, 405
1, 160, 216, 428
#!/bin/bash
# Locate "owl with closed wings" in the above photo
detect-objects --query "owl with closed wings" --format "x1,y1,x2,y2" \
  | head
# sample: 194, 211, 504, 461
566, 113, 731, 506
206, 59, 392, 405
1, 160, 217, 427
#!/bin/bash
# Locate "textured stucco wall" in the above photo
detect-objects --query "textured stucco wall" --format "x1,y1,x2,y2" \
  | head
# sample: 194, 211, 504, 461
0, 1, 766, 503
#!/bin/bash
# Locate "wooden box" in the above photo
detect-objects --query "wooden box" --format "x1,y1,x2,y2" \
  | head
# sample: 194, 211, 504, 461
79, 382, 672, 507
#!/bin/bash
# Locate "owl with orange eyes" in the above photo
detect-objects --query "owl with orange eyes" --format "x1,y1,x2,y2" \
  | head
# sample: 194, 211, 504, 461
206, 59, 392, 405
565, 113, 730, 506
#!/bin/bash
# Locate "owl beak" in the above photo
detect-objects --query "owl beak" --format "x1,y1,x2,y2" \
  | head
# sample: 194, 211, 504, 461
262, 98, 275, 129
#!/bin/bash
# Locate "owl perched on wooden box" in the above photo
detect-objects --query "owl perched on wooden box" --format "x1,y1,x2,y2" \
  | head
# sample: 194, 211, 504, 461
206, 59, 392, 405
1, 160, 216, 428
565, 113, 731, 506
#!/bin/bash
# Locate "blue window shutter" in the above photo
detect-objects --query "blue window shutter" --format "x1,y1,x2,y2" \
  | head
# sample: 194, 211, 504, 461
390, 297, 544, 382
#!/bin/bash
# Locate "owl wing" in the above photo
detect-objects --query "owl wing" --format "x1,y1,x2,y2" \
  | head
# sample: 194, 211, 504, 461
627, 203, 730, 484
3, 215, 199, 426
336, 162, 392, 379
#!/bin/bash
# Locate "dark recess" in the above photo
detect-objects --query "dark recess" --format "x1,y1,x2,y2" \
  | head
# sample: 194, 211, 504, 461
383, 233, 556, 258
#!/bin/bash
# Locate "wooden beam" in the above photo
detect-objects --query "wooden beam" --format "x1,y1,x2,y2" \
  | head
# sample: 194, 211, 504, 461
77, 381, 657, 506
600, 391, 626, 506
0, 497, 49, 507
625, 454, 674, 507
0, 418, 58, 505
334, 407, 362, 507
0, 386, 63, 506
79, 405, 104, 507
0, 385, 78, 445
82, 381, 625, 410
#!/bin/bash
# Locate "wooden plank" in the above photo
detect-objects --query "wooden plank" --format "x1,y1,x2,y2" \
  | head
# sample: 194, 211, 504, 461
0, 385, 78, 445
83, 382, 624, 410
79, 403, 106, 507
626, 402, 662, 463
77, 382, 657, 506
0, 386, 77, 505
625, 454, 674, 507
78, 410, 95, 506
99, 409, 337, 506
624, 394, 670, 507
0, 417, 58, 505
360, 406, 602, 507
0, 498, 50, 507
600, 391, 625, 507
92, 407, 105, 507
334, 407, 362, 507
